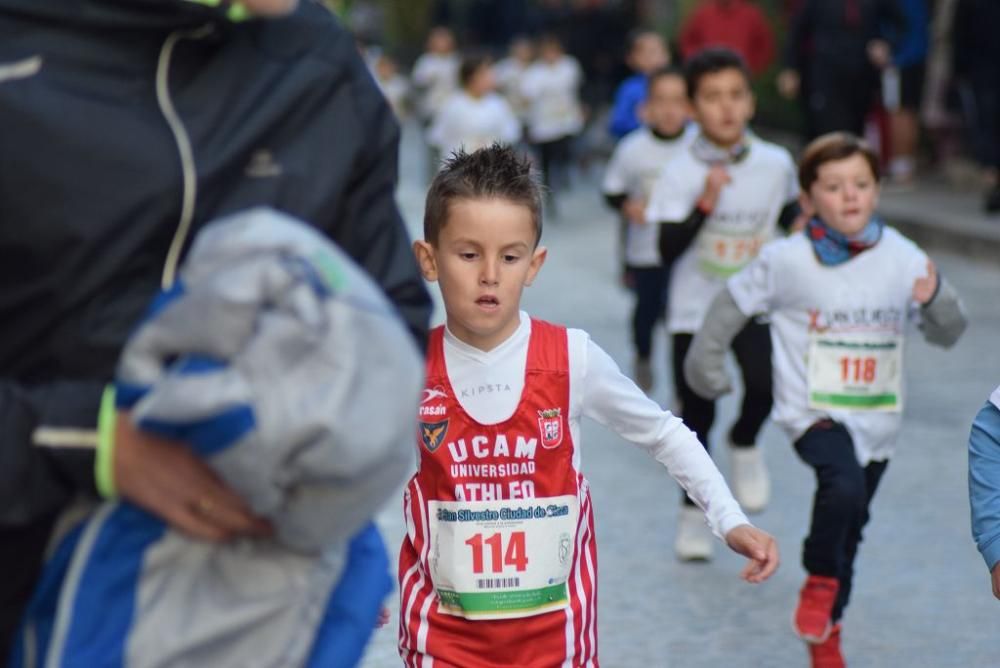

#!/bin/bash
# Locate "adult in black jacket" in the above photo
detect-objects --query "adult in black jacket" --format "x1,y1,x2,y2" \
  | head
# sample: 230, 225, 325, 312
777, 0, 907, 139
0, 0, 432, 655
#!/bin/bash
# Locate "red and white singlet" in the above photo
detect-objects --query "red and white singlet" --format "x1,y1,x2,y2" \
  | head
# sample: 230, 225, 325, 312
399, 320, 598, 667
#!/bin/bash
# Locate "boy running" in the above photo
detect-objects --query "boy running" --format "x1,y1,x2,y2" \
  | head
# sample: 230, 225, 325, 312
603, 66, 695, 393
685, 132, 967, 667
398, 144, 778, 667
646, 48, 800, 557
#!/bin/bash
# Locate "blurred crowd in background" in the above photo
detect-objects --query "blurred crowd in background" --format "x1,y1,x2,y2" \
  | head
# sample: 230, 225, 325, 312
328, 0, 1000, 214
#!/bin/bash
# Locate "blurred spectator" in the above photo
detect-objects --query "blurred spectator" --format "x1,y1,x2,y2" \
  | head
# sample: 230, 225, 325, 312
920, 0, 962, 169
521, 34, 585, 212
374, 54, 411, 121
427, 54, 521, 157
884, 0, 930, 185
778, 0, 906, 139
411, 26, 461, 126
494, 35, 535, 124
608, 30, 670, 139
678, 0, 776, 76
952, 0, 1000, 213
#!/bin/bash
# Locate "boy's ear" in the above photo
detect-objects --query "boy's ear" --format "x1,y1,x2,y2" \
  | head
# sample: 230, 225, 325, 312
523, 246, 548, 287
413, 240, 438, 282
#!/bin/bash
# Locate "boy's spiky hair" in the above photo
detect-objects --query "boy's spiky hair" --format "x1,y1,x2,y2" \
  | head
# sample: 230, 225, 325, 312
424, 143, 543, 246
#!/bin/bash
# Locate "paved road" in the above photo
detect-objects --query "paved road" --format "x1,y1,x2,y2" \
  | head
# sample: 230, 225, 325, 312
360, 127, 1000, 667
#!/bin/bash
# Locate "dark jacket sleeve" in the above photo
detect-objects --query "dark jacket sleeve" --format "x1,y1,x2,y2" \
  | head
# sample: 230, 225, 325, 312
335, 38, 433, 349
657, 207, 709, 265
0, 380, 104, 526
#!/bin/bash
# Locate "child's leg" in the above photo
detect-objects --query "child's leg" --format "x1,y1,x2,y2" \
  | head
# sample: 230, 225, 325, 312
729, 319, 774, 447
831, 459, 888, 622
793, 421, 868, 578
672, 332, 716, 505
631, 265, 667, 361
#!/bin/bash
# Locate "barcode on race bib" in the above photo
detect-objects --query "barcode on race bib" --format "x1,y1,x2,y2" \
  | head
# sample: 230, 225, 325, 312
476, 577, 521, 590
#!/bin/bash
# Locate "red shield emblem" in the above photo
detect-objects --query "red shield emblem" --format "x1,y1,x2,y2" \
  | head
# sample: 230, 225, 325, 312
538, 408, 563, 449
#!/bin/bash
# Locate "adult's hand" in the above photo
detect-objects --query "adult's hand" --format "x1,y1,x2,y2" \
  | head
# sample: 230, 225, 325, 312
113, 413, 272, 541
242, 0, 299, 16
776, 69, 800, 99
992, 563, 1000, 600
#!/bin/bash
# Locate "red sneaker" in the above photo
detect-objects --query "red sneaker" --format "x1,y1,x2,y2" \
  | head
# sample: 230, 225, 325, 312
809, 623, 845, 668
794, 575, 839, 643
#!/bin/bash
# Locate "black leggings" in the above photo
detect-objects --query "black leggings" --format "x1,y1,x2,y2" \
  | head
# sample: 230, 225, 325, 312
673, 320, 773, 505
631, 265, 668, 360
533, 136, 573, 195
794, 420, 887, 622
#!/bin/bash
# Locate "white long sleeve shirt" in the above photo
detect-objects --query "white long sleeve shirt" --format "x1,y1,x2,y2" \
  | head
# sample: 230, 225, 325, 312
443, 313, 749, 538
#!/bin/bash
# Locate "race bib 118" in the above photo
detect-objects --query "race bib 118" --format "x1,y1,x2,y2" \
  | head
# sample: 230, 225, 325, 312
807, 334, 903, 412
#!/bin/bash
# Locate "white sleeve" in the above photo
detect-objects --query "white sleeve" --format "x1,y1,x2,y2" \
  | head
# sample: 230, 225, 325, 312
520, 68, 541, 99
411, 56, 433, 87
497, 98, 522, 144
602, 139, 631, 196
728, 241, 780, 316
645, 163, 696, 224
782, 150, 800, 203
579, 337, 750, 538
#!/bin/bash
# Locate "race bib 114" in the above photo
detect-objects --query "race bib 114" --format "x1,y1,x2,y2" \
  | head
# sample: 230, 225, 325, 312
428, 495, 578, 620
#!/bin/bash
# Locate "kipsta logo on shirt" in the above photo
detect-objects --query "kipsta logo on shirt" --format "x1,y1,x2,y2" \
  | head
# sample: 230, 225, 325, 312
537, 408, 563, 449
420, 420, 449, 453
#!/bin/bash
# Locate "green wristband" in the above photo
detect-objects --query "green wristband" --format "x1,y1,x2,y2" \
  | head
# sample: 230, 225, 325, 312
95, 386, 118, 498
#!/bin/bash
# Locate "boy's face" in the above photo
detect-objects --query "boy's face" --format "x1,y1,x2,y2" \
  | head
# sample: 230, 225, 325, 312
643, 75, 689, 136
414, 198, 546, 351
691, 68, 754, 147
802, 154, 880, 236
467, 65, 496, 97
628, 35, 669, 74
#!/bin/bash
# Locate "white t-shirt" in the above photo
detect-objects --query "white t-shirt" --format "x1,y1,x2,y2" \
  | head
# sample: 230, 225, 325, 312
411, 52, 460, 120
646, 137, 798, 333
427, 91, 522, 156
442, 313, 749, 537
520, 56, 584, 143
603, 125, 698, 267
727, 228, 930, 464
991, 386, 1000, 411
494, 57, 530, 120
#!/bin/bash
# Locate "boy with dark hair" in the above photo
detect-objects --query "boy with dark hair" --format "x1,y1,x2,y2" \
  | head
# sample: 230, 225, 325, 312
398, 143, 779, 666
603, 66, 694, 393
646, 47, 801, 559
427, 53, 521, 157
608, 29, 671, 139
686, 132, 966, 667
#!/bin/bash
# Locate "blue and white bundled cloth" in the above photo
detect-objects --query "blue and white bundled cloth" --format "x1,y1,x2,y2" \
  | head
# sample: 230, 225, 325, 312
12, 208, 424, 668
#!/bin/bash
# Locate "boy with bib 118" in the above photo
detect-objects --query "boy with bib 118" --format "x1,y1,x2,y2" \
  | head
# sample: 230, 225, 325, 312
645, 47, 802, 559
397, 144, 779, 667
685, 132, 967, 667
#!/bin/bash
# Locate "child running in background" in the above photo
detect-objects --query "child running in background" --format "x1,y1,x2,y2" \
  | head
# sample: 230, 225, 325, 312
494, 36, 535, 130
646, 48, 801, 558
428, 54, 522, 158
685, 132, 967, 667
608, 29, 671, 140
398, 144, 778, 667
602, 66, 695, 394
412, 26, 460, 126
520, 34, 584, 215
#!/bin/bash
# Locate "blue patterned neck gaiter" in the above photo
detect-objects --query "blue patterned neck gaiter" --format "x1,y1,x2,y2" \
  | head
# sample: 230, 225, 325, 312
806, 216, 884, 266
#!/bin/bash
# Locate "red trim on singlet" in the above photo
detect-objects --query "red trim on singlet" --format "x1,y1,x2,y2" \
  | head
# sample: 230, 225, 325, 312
399, 319, 599, 667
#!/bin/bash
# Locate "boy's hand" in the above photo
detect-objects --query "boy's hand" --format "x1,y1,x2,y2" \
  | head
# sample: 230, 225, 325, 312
699, 165, 731, 211
114, 413, 273, 542
912, 259, 939, 305
725, 524, 779, 584
777, 69, 800, 99
622, 197, 647, 224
